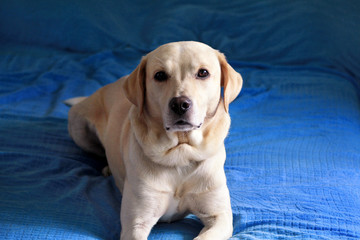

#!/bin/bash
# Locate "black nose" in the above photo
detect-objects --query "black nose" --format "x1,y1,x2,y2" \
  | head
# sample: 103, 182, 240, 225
169, 96, 192, 115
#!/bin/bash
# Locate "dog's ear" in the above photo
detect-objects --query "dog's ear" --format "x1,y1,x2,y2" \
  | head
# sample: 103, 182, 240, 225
122, 56, 147, 112
217, 52, 243, 112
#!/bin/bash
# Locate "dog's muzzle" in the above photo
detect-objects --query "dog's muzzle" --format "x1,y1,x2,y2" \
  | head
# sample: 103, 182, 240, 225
165, 96, 201, 131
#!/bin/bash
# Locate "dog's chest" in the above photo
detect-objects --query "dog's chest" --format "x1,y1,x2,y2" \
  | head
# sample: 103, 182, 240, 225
159, 196, 181, 222
158, 169, 196, 222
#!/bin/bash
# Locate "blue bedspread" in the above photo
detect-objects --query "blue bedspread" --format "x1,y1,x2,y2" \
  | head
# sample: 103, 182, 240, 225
1, 0, 360, 239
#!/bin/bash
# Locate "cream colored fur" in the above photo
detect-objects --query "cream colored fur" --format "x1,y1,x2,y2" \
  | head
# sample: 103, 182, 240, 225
67, 41, 243, 240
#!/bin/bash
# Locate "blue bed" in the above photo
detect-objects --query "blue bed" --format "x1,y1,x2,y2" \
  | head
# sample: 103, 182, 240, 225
1, 0, 359, 239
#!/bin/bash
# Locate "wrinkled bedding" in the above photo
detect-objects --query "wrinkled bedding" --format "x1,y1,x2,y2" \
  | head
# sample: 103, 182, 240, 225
1, 0, 359, 239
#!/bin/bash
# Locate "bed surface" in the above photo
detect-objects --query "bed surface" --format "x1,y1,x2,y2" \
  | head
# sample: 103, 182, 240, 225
1, 0, 360, 239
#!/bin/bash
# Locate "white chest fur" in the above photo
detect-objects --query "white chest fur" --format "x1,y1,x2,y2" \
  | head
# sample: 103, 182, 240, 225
159, 195, 182, 222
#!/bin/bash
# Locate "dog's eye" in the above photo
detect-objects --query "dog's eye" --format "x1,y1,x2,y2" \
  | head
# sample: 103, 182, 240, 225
197, 69, 210, 79
154, 71, 168, 82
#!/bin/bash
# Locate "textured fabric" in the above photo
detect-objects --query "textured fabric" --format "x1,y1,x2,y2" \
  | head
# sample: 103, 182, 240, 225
1, 0, 360, 239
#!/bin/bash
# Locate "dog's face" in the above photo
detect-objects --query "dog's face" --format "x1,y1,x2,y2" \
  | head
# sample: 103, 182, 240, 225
123, 41, 243, 132
145, 42, 222, 132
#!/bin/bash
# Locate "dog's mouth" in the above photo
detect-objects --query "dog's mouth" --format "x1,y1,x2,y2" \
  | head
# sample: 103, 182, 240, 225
175, 120, 190, 125
165, 119, 202, 132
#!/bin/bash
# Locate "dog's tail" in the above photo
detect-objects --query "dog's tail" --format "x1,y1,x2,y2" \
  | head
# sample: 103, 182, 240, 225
63, 97, 87, 107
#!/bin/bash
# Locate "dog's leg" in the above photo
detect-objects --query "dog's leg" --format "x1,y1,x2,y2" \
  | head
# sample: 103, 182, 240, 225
194, 212, 233, 240
119, 180, 167, 240
191, 187, 233, 240
68, 104, 105, 157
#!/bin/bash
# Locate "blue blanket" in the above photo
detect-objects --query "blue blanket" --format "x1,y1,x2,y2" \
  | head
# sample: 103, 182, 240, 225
1, 0, 360, 239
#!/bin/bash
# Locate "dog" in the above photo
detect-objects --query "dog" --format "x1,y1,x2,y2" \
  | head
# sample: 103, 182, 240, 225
66, 41, 243, 240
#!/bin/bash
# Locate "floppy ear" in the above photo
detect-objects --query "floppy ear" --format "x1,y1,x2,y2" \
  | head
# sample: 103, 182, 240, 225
122, 56, 147, 112
217, 52, 243, 112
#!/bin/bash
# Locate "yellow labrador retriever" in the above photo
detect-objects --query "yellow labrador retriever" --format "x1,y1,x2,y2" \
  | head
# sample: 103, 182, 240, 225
66, 41, 242, 240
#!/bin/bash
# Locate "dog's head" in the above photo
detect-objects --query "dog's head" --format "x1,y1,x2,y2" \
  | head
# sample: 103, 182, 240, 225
123, 41, 242, 132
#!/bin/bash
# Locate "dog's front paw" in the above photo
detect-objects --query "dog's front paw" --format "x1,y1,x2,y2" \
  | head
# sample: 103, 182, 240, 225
194, 233, 229, 240
193, 224, 232, 240
193, 236, 212, 240
193, 237, 204, 240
